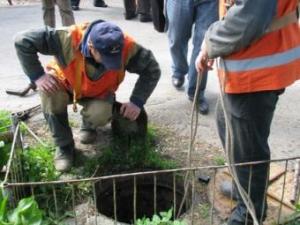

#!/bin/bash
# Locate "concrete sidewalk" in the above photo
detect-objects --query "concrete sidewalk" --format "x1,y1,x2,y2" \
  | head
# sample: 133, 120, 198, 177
0, 0, 299, 159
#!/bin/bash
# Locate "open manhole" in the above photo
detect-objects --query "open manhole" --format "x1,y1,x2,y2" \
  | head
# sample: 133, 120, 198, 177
96, 173, 192, 224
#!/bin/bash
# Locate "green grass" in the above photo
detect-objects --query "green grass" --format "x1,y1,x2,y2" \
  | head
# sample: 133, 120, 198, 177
213, 155, 226, 166
22, 144, 90, 220
0, 110, 12, 181
97, 125, 178, 175
198, 203, 210, 219
280, 203, 300, 225
0, 110, 11, 133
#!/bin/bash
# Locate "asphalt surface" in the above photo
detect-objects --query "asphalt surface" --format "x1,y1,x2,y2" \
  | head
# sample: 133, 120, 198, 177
0, 0, 299, 160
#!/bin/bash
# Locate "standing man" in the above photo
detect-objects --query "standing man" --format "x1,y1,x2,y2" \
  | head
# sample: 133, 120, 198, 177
196, 0, 300, 224
70, 0, 107, 11
123, 0, 152, 22
14, 20, 160, 172
167, 0, 218, 114
42, 0, 75, 27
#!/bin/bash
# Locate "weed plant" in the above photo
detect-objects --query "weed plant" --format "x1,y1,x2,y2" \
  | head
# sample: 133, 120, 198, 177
135, 208, 187, 225
0, 110, 11, 133
98, 126, 178, 175
22, 144, 90, 222
281, 203, 300, 225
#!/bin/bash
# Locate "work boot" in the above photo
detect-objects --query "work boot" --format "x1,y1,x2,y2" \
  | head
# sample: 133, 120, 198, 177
220, 181, 239, 201
172, 77, 184, 89
54, 144, 75, 172
93, 0, 107, 7
72, 5, 79, 10
79, 130, 97, 144
188, 95, 209, 115
124, 11, 137, 20
139, 14, 152, 22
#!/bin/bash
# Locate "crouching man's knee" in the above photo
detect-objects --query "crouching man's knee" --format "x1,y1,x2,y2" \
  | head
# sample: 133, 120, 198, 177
80, 100, 112, 128
40, 90, 70, 114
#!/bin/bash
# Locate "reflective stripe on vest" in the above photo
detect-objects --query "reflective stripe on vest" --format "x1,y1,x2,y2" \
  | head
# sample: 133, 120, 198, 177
46, 23, 135, 101
218, 0, 300, 93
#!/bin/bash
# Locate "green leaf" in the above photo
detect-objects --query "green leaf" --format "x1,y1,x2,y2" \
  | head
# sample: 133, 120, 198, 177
0, 192, 8, 221
8, 197, 43, 225
152, 214, 161, 224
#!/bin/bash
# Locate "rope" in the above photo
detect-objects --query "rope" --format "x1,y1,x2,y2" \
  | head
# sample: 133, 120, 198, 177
177, 71, 203, 218
217, 59, 260, 225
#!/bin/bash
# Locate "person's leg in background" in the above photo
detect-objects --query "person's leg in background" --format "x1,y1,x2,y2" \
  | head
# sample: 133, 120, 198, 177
137, 0, 152, 22
93, 0, 108, 8
187, 0, 218, 114
40, 90, 74, 172
166, 0, 194, 89
71, 0, 80, 11
216, 90, 283, 224
42, 0, 56, 27
56, 0, 75, 26
79, 99, 112, 144
123, 0, 137, 20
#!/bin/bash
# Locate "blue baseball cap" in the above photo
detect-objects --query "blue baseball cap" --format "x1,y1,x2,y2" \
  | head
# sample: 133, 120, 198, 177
89, 22, 124, 70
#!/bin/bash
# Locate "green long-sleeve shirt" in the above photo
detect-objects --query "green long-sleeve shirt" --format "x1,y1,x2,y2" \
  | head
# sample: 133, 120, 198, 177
14, 21, 161, 108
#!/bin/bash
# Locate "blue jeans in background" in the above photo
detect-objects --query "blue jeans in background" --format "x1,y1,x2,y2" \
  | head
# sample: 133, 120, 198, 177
167, 0, 218, 100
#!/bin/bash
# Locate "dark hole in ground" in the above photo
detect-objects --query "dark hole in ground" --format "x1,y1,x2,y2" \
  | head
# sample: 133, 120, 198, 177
96, 173, 191, 224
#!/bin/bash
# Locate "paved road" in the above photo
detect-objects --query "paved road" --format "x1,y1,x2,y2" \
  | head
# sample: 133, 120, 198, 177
0, 0, 299, 159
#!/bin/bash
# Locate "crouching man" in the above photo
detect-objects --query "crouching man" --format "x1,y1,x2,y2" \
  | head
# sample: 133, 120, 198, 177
14, 20, 160, 172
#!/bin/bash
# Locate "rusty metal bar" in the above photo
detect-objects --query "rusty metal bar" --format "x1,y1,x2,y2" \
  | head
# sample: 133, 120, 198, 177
191, 170, 195, 225
30, 185, 35, 197
210, 169, 217, 225
230, 178, 234, 211
260, 167, 270, 225
52, 185, 58, 217
72, 185, 77, 225
173, 172, 177, 220
291, 159, 300, 204
113, 179, 117, 225
5, 157, 300, 187
245, 165, 253, 225
92, 182, 98, 225
134, 176, 137, 224
277, 160, 289, 224
154, 174, 157, 215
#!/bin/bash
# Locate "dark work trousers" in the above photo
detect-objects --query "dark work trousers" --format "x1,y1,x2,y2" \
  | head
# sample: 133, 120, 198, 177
71, 0, 80, 7
123, 0, 151, 16
216, 89, 284, 225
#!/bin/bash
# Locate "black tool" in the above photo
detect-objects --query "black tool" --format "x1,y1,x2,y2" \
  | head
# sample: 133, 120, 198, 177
6, 82, 37, 97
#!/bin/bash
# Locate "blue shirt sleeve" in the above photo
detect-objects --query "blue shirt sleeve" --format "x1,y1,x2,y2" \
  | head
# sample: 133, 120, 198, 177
205, 0, 277, 58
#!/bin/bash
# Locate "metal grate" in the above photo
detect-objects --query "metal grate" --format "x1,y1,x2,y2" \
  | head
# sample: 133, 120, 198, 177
1, 117, 300, 225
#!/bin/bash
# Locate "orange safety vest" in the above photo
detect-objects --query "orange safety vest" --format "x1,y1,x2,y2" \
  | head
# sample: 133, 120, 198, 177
47, 23, 135, 104
218, 0, 300, 93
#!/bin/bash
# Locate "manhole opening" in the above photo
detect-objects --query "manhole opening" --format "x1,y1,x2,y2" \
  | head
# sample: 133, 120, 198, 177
96, 174, 191, 224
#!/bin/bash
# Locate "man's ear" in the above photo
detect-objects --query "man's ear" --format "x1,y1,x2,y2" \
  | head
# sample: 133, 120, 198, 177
88, 41, 93, 50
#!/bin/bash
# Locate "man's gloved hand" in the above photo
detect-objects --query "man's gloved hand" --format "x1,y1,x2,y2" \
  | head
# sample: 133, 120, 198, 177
35, 73, 62, 94
120, 102, 141, 121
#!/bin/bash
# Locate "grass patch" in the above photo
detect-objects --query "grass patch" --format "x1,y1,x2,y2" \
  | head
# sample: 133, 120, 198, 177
213, 155, 226, 166
198, 203, 210, 219
0, 110, 11, 133
280, 203, 300, 225
97, 125, 178, 175
22, 144, 91, 221
135, 208, 187, 225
